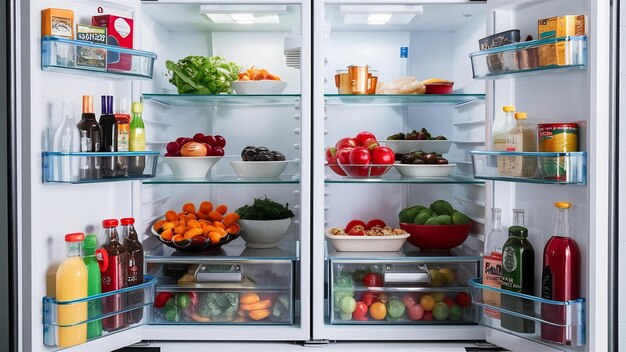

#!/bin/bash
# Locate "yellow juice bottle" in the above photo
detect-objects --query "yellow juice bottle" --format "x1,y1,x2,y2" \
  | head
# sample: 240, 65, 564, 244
56, 233, 88, 347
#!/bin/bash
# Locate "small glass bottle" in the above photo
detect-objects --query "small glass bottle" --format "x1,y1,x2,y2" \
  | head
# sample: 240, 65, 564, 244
503, 112, 537, 177
100, 219, 128, 332
128, 102, 145, 175
482, 208, 506, 320
76, 95, 102, 179
513, 208, 525, 227
114, 98, 130, 177
493, 106, 516, 175
53, 102, 80, 182
121, 217, 144, 324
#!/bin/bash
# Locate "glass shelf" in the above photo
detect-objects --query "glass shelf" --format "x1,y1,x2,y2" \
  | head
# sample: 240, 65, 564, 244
468, 278, 585, 350
142, 93, 301, 107
469, 151, 586, 185
43, 276, 157, 348
143, 175, 300, 185
325, 174, 483, 184
324, 94, 485, 106
469, 36, 586, 79
325, 241, 481, 263
41, 36, 157, 80
43, 151, 160, 184
145, 237, 300, 264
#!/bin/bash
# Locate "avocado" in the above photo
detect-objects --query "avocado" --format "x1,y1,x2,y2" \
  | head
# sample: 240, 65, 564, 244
413, 211, 433, 225
451, 211, 471, 225
430, 200, 454, 216
399, 207, 421, 223
425, 217, 447, 226
436, 215, 452, 225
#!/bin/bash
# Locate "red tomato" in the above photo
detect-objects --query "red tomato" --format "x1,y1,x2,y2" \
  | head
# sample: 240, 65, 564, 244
154, 292, 173, 308
345, 219, 366, 232
422, 311, 434, 321
455, 292, 471, 307
401, 293, 419, 308
371, 147, 395, 165
355, 131, 377, 146
444, 297, 455, 308
362, 273, 383, 287
352, 301, 368, 320
365, 219, 386, 230
335, 137, 358, 150
348, 226, 365, 236
336, 148, 353, 165
361, 291, 379, 307
363, 138, 379, 152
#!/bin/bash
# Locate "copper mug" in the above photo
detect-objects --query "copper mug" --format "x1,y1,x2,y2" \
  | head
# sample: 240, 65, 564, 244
368, 69, 379, 94
348, 65, 369, 95
335, 69, 352, 94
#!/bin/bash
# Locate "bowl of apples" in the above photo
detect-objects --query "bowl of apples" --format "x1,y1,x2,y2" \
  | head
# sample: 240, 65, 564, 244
325, 131, 396, 178
164, 133, 226, 179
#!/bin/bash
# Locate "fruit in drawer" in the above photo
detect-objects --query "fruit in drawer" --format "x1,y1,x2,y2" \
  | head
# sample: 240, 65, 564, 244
407, 303, 425, 321
352, 301, 368, 321
386, 299, 405, 319
419, 295, 435, 312
361, 291, 378, 307
248, 309, 271, 321
438, 268, 456, 284
443, 297, 455, 308
449, 304, 463, 321
401, 293, 419, 308
362, 273, 383, 287
369, 302, 387, 320
455, 292, 471, 307
429, 269, 444, 287
339, 296, 357, 315
433, 302, 450, 321
430, 292, 446, 302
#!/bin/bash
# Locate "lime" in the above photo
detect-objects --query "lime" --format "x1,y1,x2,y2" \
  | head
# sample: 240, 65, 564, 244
413, 211, 432, 225
425, 217, 446, 225
449, 304, 463, 321
399, 207, 420, 223
436, 215, 452, 225
451, 211, 471, 225
433, 302, 450, 320
430, 200, 454, 216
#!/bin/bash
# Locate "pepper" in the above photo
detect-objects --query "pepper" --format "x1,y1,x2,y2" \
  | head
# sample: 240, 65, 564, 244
154, 292, 173, 308
176, 292, 191, 309
163, 303, 179, 322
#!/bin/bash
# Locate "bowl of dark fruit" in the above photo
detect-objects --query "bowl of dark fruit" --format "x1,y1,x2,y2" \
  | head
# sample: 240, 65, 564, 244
393, 151, 455, 178
230, 146, 291, 178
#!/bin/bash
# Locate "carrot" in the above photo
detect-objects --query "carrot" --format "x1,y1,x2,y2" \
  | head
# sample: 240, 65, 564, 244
240, 293, 260, 305
226, 223, 240, 235
208, 232, 222, 244
222, 212, 240, 228
160, 229, 173, 241
239, 299, 273, 311
174, 226, 188, 235
215, 204, 228, 215
172, 234, 185, 242
185, 213, 197, 221
183, 228, 204, 239
207, 211, 223, 222
199, 201, 213, 214
248, 309, 271, 321
153, 219, 166, 232
213, 221, 225, 230
182, 203, 196, 214
165, 210, 178, 221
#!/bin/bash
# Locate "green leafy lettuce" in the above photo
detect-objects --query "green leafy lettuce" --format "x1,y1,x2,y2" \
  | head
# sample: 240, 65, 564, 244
165, 56, 240, 94
235, 196, 295, 220
197, 292, 239, 319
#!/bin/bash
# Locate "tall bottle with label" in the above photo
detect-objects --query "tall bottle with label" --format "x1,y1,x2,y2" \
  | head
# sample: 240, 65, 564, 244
114, 98, 130, 177
493, 105, 516, 175
76, 95, 102, 179
541, 202, 580, 344
504, 112, 537, 177
99, 95, 117, 177
52, 102, 80, 182
501, 226, 535, 333
100, 219, 128, 332
82, 234, 103, 339
482, 208, 506, 321
121, 217, 144, 323
129, 102, 145, 175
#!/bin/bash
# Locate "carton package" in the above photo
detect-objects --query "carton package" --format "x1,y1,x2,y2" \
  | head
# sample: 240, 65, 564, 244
92, 15, 134, 71
538, 15, 586, 67
42, 8, 74, 38
75, 24, 106, 70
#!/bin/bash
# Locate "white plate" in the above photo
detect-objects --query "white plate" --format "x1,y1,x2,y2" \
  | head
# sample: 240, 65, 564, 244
325, 232, 409, 252
230, 160, 290, 178
379, 140, 453, 154
394, 163, 456, 178
231, 81, 287, 94
164, 156, 222, 179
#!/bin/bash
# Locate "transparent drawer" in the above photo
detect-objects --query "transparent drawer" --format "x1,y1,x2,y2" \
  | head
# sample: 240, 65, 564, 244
470, 151, 586, 185
329, 262, 479, 325
43, 276, 157, 348
469, 36, 586, 79
43, 151, 160, 184
149, 261, 294, 325
469, 279, 585, 349
42, 36, 157, 79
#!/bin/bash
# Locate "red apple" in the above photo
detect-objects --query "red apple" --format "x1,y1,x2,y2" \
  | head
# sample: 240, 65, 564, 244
335, 137, 358, 150
444, 297, 455, 308
214, 135, 226, 148
203, 135, 217, 147
211, 146, 225, 156
355, 131, 377, 146
325, 146, 338, 163
193, 133, 205, 143
348, 147, 371, 177
371, 147, 395, 164
336, 147, 353, 165
166, 141, 180, 154
363, 138, 379, 152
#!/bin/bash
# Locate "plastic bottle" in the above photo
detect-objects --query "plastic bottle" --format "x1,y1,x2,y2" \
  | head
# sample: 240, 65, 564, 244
129, 102, 146, 175
56, 233, 88, 348
121, 217, 144, 323
82, 234, 104, 339
99, 95, 117, 178
493, 105, 516, 175
504, 112, 537, 177
482, 208, 506, 320
501, 226, 535, 333
541, 202, 580, 344
100, 219, 128, 332
76, 95, 102, 179
52, 102, 80, 182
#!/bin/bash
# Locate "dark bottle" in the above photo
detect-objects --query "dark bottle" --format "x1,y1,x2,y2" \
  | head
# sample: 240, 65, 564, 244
76, 95, 102, 179
100, 219, 128, 332
99, 95, 116, 178
500, 225, 535, 333
120, 217, 144, 324
541, 202, 580, 344
114, 98, 130, 177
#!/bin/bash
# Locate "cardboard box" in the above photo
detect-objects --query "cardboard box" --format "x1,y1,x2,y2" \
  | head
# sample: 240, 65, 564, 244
76, 24, 106, 70
92, 15, 134, 71
42, 8, 74, 38
538, 15, 585, 39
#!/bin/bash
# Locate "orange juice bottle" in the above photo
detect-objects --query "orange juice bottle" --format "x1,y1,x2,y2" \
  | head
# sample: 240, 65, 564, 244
56, 233, 88, 347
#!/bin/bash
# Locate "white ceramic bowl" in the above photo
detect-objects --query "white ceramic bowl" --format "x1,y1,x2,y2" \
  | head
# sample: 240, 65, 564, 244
379, 140, 453, 154
230, 160, 290, 178
163, 156, 222, 179
394, 163, 456, 178
238, 218, 292, 248
231, 81, 288, 94
325, 232, 409, 252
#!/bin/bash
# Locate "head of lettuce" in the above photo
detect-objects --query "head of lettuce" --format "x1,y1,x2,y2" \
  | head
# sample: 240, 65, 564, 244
165, 55, 241, 94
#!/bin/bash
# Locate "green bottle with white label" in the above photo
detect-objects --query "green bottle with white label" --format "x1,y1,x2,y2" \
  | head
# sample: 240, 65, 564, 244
128, 102, 146, 175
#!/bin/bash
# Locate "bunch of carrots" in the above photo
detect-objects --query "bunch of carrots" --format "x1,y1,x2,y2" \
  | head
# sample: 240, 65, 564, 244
238, 67, 281, 81
153, 201, 240, 244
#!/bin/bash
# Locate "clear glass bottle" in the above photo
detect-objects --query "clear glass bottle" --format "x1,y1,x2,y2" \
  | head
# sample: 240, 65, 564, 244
493, 105, 516, 175
503, 112, 537, 177
513, 208, 525, 227
482, 208, 506, 320
53, 102, 80, 182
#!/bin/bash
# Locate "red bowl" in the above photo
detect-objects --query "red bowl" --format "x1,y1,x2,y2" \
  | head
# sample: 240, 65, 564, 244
424, 82, 454, 94
400, 222, 471, 250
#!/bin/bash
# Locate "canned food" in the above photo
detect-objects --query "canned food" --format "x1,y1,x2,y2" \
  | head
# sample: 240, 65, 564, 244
538, 123, 579, 181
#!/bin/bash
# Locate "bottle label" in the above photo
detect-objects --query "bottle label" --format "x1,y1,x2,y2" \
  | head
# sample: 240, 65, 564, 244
502, 246, 518, 273
483, 255, 502, 319
101, 254, 128, 292
542, 266, 553, 299
127, 252, 143, 285
129, 129, 145, 151
117, 124, 129, 152
80, 136, 92, 152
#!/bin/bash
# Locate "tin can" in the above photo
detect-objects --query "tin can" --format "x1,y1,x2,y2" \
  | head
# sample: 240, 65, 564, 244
537, 123, 579, 181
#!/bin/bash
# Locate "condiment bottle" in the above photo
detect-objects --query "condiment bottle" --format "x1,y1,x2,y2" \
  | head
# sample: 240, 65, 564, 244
503, 112, 537, 177
541, 202, 580, 344
99, 95, 116, 178
121, 217, 144, 323
114, 98, 130, 177
501, 226, 535, 333
493, 105, 516, 175
100, 219, 128, 332
83, 234, 104, 339
56, 233, 87, 348
482, 208, 506, 321
76, 95, 102, 179
129, 102, 145, 175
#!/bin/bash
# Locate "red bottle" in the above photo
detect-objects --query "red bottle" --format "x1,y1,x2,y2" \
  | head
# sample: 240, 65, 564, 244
120, 217, 144, 324
541, 202, 580, 345
99, 219, 128, 332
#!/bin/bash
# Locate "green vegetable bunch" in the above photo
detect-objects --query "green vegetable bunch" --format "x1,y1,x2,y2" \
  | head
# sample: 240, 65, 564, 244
332, 271, 354, 312
197, 292, 239, 319
235, 196, 295, 221
165, 55, 241, 94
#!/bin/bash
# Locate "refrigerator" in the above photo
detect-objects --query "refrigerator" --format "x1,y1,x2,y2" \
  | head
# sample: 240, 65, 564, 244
6, 0, 616, 351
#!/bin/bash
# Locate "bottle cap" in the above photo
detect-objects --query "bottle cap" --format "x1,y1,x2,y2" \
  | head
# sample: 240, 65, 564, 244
65, 232, 85, 242
101, 95, 114, 115
131, 102, 143, 113
555, 202, 572, 209
514, 112, 527, 119
120, 217, 135, 225
82, 95, 94, 114
502, 106, 515, 113
83, 234, 98, 250
508, 226, 528, 237
102, 219, 119, 227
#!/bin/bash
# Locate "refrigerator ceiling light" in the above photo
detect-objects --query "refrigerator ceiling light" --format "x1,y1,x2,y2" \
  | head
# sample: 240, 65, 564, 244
367, 14, 392, 25
339, 5, 423, 15
205, 13, 280, 24
200, 5, 285, 24
230, 13, 255, 24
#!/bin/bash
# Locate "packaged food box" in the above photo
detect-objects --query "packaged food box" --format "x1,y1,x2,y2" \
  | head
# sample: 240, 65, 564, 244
75, 24, 106, 70
92, 15, 134, 71
42, 8, 74, 38
479, 30, 521, 74
538, 15, 585, 39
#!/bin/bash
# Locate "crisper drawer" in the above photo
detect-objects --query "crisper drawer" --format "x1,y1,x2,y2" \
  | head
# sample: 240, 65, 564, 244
150, 261, 293, 325
329, 261, 479, 325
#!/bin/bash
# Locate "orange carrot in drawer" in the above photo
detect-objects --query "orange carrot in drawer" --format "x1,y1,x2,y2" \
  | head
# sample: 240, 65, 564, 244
239, 298, 273, 311
248, 309, 271, 320
240, 292, 260, 305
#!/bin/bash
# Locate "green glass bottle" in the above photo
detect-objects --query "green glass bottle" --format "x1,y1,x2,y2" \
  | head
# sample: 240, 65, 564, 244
83, 234, 102, 339
500, 225, 535, 333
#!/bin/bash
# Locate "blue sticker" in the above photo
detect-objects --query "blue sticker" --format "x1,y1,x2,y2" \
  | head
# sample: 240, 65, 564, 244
400, 47, 408, 58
